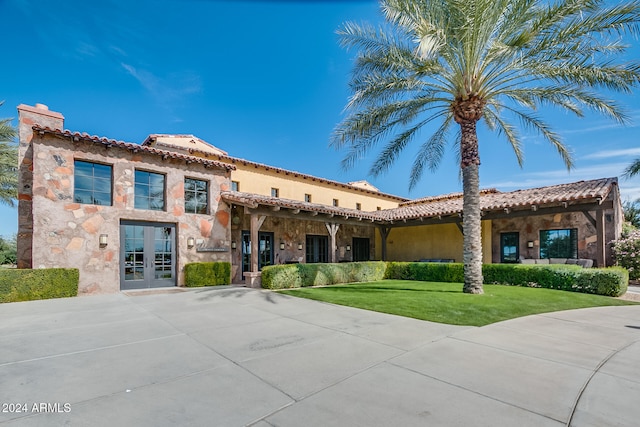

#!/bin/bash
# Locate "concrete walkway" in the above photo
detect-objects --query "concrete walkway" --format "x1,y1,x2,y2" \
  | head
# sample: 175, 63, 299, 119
1, 287, 639, 426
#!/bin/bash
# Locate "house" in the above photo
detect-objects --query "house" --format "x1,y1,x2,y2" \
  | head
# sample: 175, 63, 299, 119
16, 103, 623, 293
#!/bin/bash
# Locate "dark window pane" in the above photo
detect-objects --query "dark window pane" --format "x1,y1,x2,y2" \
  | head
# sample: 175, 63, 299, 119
74, 160, 112, 206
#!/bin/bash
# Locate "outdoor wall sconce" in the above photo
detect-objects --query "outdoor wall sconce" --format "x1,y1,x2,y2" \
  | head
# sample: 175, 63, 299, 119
346, 245, 351, 251
298, 243, 303, 250
231, 241, 237, 250
187, 237, 195, 249
280, 242, 285, 250
527, 241, 534, 248
99, 234, 108, 247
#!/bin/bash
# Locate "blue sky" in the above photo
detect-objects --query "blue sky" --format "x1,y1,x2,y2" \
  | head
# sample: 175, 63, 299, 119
1, 0, 639, 238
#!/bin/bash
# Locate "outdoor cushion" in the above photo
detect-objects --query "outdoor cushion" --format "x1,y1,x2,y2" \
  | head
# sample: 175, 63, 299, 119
565, 259, 578, 265
549, 258, 568, 264
520, 259, 536, 264
535, 259, 550, 264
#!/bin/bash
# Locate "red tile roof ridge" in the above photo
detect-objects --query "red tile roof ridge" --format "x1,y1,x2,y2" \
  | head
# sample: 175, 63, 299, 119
400, 188, 499, 206
31, 125, 236, 171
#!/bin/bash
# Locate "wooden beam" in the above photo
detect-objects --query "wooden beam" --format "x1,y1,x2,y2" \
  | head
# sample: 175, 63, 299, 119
581, 211, 597, 228
596, 209, 605, 267
378, 226, 391, 261
325, 223, 340, 263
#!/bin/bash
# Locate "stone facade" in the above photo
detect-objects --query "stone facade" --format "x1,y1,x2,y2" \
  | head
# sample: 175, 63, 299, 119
18, 105, 231, 294
229, 212, 376, 283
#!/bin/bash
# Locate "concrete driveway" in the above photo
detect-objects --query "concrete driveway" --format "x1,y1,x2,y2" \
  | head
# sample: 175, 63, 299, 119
1, 286, 639, 426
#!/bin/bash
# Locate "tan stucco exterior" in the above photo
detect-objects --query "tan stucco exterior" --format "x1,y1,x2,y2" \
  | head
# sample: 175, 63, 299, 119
375, 221, 493, 264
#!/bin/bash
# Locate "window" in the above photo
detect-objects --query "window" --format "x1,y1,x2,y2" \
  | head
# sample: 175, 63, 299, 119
305, 194, 312, 203
540, 229, 578, 259
231, 181, 239, 191
376, 206, 381, 211
74, 160, 112, 205
356, 203, 362, 210
333, 199, 339, 207
500, 232, 519, 263
271, 188, 279, 198
134, 170, 165, 211
184, 178, 208, 214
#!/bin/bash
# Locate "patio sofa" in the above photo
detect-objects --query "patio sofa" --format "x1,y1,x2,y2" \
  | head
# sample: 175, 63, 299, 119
520, 258, 594, 268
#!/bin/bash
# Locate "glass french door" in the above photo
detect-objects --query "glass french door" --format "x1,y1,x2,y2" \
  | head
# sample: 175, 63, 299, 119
500, 232, 519, 263
306, 235, 328, 263
120, 221, 176, 290
241, 231, 274, 272
352, 237, 370, 262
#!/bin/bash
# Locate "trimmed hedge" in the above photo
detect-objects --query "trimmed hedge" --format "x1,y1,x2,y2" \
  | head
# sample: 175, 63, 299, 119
184, 262, 231, 287
384, 262, 628, 297
262, 261, 387, 290
0, 268, 79, 303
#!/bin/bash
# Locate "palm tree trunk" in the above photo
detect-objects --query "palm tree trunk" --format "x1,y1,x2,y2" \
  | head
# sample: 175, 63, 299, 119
460, 120, 484, 294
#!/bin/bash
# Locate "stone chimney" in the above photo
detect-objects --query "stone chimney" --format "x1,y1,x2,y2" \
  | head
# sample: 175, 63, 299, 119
15, 104, 64, 268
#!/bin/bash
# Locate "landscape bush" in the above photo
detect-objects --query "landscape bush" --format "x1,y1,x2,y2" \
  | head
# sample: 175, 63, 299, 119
0, 268, 79, 303
263, 261, 627, 297
262, 261, 387, 289
611, 229, 640, 280
184, 262, 231, 287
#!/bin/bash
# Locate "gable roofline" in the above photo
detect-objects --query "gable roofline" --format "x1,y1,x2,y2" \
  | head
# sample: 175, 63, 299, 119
151, 142, 409, 203
31, 126, 236, 172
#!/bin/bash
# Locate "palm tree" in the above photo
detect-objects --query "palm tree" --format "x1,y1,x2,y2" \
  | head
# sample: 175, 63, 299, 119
331, 0, 640, 294
624, 158, 640, 178
0, 101, 18, 207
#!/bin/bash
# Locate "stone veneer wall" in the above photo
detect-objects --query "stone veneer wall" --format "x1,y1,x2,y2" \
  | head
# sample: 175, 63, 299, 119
229, 213, 376, 283
491, 208, 618, 266
23, 131, 231, 294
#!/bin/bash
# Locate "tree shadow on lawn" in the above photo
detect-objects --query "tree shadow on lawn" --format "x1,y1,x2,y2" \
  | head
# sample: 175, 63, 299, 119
318, 285, 462, 294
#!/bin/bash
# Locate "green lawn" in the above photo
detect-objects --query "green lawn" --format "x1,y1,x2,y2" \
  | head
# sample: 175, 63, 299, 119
279, 280, 637, 326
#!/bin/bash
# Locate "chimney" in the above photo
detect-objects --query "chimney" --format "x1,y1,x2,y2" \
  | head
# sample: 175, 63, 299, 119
15, 103, 65, 268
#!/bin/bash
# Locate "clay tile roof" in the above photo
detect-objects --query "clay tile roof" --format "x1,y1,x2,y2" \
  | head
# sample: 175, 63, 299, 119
221, 191, 381, 221
32, 126, 235, 171
378, 177, 618, 222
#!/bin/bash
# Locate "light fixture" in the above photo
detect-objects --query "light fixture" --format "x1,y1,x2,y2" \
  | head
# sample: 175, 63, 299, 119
231, 241, 237, 250
298, 243, 303, 250
99, 234, 108, 247
187, 237, 195, 248
346, 245, 351, 251
527, 241, 534, 248
280, 242, 285, 250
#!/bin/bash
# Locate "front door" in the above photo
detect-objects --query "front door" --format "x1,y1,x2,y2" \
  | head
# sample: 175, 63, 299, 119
241, 231, 274, 272
352, 237, 370, 262
121, 221, 176, 290
306, 235, 328, 263
500, 232, 519, 263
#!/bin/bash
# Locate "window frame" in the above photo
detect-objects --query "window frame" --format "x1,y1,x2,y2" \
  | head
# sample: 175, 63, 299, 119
134, 169, 166, 211
184, 177, 209, 215
231, 181, 239, 191
539, 228, 578, 259
73, 159, 113, 206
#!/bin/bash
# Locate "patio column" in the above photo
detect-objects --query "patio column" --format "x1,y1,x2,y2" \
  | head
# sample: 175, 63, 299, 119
325, 222, 339, 263
596, 209, 605, 267
250, 214, 267, 272
378, 226, 391, 261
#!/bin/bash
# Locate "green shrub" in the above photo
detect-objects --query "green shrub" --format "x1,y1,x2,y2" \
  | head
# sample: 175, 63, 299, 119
184, 262, 231, 287
611, 230, 640, 280
0, 268, 79, 303
384, 262, 627, 297
262, 261, 387, 289
385, 262, 464, 282
484, 264, 627, 296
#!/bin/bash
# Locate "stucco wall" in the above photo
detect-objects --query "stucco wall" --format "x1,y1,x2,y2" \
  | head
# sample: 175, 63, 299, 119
230, 167, 401, 211
375, 221, 493, 264
27, 134, 231, 294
